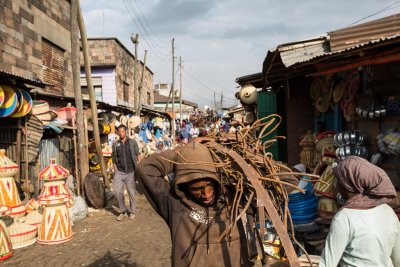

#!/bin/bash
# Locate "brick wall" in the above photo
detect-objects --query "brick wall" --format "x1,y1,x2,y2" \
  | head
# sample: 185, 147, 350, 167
82, 38, 154, 108
0, 0, 73, 96
285, 77, 315, 166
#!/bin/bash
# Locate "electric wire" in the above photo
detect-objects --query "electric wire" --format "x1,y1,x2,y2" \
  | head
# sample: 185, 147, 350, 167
130, 0, 169, 45
125, 0, 169, 54
122, 0, 169, 62
346, 0, 400, 27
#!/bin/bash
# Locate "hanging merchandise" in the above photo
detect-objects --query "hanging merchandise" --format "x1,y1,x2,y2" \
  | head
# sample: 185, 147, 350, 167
299, 130, 316, 169
10, 89, 32, 118
376, 129, 400, 156
0, 206, 13, 261
334, 131, 368, 160
31, 100, 58, 125
55, 104, 77, 125
314, 76, 334, 113
0, 86, 17, 118
0, 86, 4, 107
0, 150, 26, 219
355, 95, 386, 119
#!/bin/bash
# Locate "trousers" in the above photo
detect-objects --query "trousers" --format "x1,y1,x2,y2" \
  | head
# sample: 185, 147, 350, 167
113, 169, 136, 214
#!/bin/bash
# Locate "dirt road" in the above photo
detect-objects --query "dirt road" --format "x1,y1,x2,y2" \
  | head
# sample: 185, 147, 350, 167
1, 194, 171, 267
2, 192, 288, 267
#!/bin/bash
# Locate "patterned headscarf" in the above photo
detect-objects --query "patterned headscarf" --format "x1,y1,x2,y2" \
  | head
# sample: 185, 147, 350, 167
332, 156, 396, 209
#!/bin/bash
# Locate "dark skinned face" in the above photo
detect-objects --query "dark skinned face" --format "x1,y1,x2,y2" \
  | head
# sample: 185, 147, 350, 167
186, 178, 217, 207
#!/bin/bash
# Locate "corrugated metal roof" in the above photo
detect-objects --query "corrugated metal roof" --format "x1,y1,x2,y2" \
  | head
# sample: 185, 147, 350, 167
0, 69, 53, 88
154, 92, 198, 108
277, 37, 330, 67
328, 13, 400, 52
292, 34, 400, 66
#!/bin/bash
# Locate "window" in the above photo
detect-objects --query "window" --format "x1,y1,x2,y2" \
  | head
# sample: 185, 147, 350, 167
42, 39, 65, 95
147, 92, 151, 105
80, 77, 103, 101
123, 82, 129, 102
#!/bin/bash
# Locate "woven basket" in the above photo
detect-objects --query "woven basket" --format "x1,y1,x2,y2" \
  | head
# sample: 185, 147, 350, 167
7, 221, 37, 249
0, 219, 13, 261
39, 159, 70, 181
31, 100, 49, 115
0, 149, 18, 178
25, 210, 42, 229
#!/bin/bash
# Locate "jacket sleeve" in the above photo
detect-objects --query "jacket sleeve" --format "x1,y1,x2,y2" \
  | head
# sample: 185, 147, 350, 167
112, 142, 117, 165
135, 149, 177, 223
131, 139, 140, 156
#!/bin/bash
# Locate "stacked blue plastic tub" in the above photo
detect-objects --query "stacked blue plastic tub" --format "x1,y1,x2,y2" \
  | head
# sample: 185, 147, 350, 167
288, 182, 318, 225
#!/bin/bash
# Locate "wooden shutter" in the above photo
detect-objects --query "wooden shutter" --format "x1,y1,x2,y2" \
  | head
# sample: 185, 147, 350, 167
42, 39, 65, 95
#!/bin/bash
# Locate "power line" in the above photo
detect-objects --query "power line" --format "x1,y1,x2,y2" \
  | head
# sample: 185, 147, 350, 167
346, 1, 400, 27
125, 0, 169, 54
185, 63, 232, 92
122, 0, 168, 62
130, 0, 168, 45
183, 68, 237, 101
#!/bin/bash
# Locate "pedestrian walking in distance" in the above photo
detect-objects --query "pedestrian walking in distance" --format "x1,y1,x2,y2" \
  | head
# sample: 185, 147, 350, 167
112, 124, 140, 221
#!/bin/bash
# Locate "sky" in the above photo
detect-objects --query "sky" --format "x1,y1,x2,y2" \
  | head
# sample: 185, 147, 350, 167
81, 0, 400, 108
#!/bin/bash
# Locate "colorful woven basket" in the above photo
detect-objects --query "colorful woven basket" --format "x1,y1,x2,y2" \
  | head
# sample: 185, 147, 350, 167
39, 159, 70, 181
0, 218, 13, 261
31, 100, 49, 115
0, 86, 17, 118
0, 150, 18, 178
25, 210, 42, 229
7, 221, 37, 249
0, 86, 4, 108
10, 89, 32, 118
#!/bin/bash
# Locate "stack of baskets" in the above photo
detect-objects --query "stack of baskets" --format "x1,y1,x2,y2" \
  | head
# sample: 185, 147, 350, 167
37, 159, 73, 244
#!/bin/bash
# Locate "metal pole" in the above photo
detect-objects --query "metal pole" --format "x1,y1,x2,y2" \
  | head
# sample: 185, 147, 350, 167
137, 50, 147, 116
171, 38, 175, 143
131, 34, 139, 113
71, 0, 89, 186
179, 56, 183, 120
78, 1, 109, 188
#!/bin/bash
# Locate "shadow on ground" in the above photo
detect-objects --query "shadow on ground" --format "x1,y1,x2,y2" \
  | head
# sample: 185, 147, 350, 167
87, 251, 140, 267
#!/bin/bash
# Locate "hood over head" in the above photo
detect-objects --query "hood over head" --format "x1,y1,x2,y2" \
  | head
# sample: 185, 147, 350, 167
174, 142, 220, 198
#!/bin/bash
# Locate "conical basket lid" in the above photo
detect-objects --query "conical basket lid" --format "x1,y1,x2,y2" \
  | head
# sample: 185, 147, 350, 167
0, 149, 18, 178
39, 159, 69, 181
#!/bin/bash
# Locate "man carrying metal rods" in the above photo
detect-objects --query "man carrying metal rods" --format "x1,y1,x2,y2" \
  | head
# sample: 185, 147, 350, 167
136, 142, 257, 266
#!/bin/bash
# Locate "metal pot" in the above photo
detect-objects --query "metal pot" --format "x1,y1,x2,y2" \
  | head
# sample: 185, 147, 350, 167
374, 109, 381, 118
343, 131, 350, 145
349, 131, 357, 145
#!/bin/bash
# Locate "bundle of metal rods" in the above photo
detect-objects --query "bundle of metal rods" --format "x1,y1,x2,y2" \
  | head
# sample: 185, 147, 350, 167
194, 114, 321, 267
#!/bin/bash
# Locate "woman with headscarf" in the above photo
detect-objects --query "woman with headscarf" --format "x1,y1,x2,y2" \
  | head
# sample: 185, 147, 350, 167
319, 156, 400, 267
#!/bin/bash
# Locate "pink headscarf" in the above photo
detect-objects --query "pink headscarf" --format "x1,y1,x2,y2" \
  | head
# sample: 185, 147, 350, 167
333, 156, 396, 209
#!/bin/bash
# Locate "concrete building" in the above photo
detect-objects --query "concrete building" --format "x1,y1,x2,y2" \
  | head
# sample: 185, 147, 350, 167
154, 92, 197, 120
80, 38, 154, 109
0, 0, 73, 96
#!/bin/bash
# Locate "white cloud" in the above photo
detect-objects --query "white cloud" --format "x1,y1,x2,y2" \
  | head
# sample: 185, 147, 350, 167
82, 0, 398, 106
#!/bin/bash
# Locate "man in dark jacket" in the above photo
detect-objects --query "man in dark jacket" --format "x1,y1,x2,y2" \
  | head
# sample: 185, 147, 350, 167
112, 124, 140, 221
136, 142, 256, 266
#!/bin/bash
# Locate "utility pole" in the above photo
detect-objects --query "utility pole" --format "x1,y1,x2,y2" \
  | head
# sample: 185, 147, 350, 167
71, 0, 88, 191
220, 91, 223, 110
179, 56, 183, 120
78, 1, 109, 188
171, 38, 175, 143
137, 50, 147, 116
131, 34, 139, 113
213, 92, 217, 121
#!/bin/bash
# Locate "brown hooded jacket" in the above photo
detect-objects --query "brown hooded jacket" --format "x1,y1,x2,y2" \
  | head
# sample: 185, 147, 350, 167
136, 143, 256, 267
